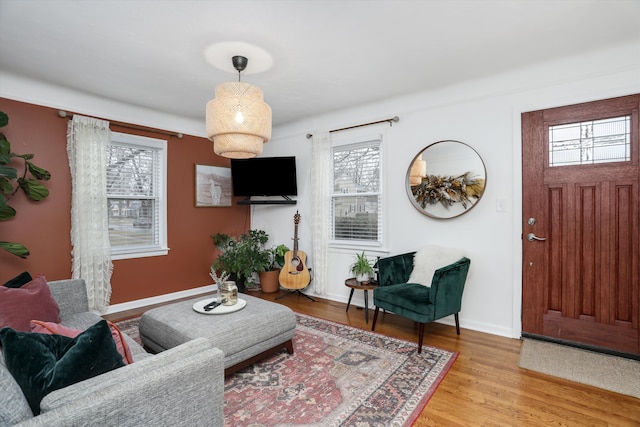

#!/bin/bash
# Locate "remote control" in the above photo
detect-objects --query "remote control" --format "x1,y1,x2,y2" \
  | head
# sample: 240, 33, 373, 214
203, 301, 222, 311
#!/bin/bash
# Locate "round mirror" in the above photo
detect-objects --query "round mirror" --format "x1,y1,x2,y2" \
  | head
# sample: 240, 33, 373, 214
406, 140, 486, 219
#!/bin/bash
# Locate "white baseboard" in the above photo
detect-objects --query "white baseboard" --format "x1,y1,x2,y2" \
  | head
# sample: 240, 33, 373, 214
308, 289, 515, 338
105, 284, 515, 339
104, 284, 216, 315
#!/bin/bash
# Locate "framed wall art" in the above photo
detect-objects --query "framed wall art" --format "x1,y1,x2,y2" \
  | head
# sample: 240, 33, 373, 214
195, 164, 232, 207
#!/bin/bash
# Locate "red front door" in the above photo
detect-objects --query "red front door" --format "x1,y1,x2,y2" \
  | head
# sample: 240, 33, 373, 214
522, 94, 640, 355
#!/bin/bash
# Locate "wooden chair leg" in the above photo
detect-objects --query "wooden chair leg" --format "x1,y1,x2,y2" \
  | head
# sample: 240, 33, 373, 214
371, 306, 380, 331
418, 323, 425, 354
455, 313, 460, 335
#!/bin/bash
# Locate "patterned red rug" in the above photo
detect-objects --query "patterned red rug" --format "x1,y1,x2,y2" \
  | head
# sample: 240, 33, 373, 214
117, 313, 457, 426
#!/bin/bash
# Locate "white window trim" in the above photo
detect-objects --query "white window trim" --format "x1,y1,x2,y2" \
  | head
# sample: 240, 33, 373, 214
109, 132, 169, 260
329, 133, 385, 250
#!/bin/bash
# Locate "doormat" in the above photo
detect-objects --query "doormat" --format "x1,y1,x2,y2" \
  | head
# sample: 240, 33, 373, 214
519, 338, 640, 398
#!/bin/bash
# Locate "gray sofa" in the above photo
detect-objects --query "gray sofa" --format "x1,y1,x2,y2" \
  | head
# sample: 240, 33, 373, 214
1, 279, 225, 427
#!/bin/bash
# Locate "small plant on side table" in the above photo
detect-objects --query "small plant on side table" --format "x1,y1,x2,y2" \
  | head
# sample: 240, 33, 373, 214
350, 251, 375, 283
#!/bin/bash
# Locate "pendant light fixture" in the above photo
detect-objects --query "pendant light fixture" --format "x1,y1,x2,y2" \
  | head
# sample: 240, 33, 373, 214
206, 55, 272, 158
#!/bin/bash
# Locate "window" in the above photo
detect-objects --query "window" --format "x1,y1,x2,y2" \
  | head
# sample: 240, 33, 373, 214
548, 115, 630, 166
107, 132, 168, 259
331, 137, 383, 246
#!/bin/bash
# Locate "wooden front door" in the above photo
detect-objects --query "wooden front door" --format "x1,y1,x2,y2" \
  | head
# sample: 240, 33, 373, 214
522, 94, 640, 355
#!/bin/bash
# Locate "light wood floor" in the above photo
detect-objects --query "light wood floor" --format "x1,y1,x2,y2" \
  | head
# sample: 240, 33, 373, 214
106, 289, 640, 426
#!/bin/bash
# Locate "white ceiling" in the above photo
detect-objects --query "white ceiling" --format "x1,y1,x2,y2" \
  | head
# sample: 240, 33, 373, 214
1, 0, 639, 127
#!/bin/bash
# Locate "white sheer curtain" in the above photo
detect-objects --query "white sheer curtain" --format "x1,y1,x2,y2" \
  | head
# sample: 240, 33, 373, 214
66, 115, 113, 312
310, 131, 331, 296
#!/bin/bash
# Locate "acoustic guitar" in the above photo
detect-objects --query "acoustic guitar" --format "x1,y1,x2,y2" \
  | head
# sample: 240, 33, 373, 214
279, 211, 311, 290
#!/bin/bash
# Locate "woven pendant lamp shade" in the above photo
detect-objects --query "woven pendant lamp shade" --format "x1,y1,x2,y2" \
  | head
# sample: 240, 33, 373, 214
206, 81, 272, 158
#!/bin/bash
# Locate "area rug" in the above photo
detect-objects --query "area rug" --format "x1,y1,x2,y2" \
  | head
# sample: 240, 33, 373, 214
113, 317, 143, 346
117, 313, 457, 426
519, 338, 640, 399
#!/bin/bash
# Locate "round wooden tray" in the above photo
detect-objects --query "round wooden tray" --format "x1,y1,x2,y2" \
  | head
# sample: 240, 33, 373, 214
192, 298, 246, 315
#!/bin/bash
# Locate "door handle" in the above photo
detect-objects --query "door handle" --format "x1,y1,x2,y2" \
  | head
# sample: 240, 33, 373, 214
527, 233, 546, 242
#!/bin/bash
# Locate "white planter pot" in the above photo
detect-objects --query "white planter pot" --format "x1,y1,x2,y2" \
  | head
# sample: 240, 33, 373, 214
355, 273, 370, 283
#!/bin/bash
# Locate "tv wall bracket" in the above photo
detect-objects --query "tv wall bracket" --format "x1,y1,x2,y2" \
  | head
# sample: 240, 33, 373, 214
237, 196, 297, 205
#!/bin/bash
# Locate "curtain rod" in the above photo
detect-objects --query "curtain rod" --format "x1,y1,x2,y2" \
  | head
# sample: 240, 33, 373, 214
306, 116, 399, 139
57, 110, 184, 139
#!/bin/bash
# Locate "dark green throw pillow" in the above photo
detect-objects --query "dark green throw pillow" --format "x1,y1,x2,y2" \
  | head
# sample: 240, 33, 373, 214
2, 271, 32, 288
0, 320, 125, 415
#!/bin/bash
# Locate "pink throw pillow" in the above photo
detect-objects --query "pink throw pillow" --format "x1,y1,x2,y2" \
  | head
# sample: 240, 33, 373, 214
30, 320, 134, 365
0, 275, 61, 332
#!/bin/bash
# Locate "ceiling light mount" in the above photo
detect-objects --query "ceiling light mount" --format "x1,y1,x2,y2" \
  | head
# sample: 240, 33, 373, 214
232, 55, 248, 73
204, 42, 273, 75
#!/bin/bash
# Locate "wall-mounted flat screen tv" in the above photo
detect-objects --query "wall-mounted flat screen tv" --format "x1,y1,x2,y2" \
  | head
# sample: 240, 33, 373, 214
231, 156, 298, 197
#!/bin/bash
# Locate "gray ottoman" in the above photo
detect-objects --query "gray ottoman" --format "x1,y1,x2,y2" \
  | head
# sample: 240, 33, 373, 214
139, 294, 296, 375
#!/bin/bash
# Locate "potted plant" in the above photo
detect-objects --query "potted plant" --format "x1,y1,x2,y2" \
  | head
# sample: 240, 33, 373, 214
258, 243, 290, 293
0, 111, 51, 258
211, 229, 271, 292
350, 251, 375, 283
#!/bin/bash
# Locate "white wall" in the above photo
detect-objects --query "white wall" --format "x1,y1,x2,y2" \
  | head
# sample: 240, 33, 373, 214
252, 41, 640, 339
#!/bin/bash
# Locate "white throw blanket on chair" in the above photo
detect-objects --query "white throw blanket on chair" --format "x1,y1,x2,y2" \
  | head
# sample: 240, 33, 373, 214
408, 245, 466, 287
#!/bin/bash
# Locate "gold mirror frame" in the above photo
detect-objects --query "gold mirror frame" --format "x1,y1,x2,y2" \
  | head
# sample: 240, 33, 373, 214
406, 140, 487, 219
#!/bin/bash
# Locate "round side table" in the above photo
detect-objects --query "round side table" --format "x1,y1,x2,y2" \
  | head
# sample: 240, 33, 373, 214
344, 278, 377, 324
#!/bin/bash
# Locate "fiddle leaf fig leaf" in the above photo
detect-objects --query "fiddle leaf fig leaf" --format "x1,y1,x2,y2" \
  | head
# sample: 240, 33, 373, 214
18, 178, 49, 201
0, 180, 11, 198
0, 204, 16, 221
0, 242, 29, 259
26, 161, 51, 180
0, 111, 50, 258
0, 165, 17, 180
0, 134, 10, 164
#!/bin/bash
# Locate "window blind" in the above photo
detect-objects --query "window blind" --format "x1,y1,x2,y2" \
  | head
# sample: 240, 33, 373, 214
106, 140, 161, 252
331, 139, 383, 244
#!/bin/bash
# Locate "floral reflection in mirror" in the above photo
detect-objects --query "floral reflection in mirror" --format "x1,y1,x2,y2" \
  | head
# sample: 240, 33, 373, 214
406, 140, 486, 219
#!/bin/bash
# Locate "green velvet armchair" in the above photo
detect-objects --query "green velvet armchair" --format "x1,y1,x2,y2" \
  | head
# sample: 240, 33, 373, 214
372, 250, 471, 353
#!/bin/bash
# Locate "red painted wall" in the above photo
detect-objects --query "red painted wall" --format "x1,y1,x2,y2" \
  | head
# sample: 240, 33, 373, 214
0, 98, 249, 304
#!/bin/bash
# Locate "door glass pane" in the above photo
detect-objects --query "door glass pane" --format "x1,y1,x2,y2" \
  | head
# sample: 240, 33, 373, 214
549, 116, 630, 166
